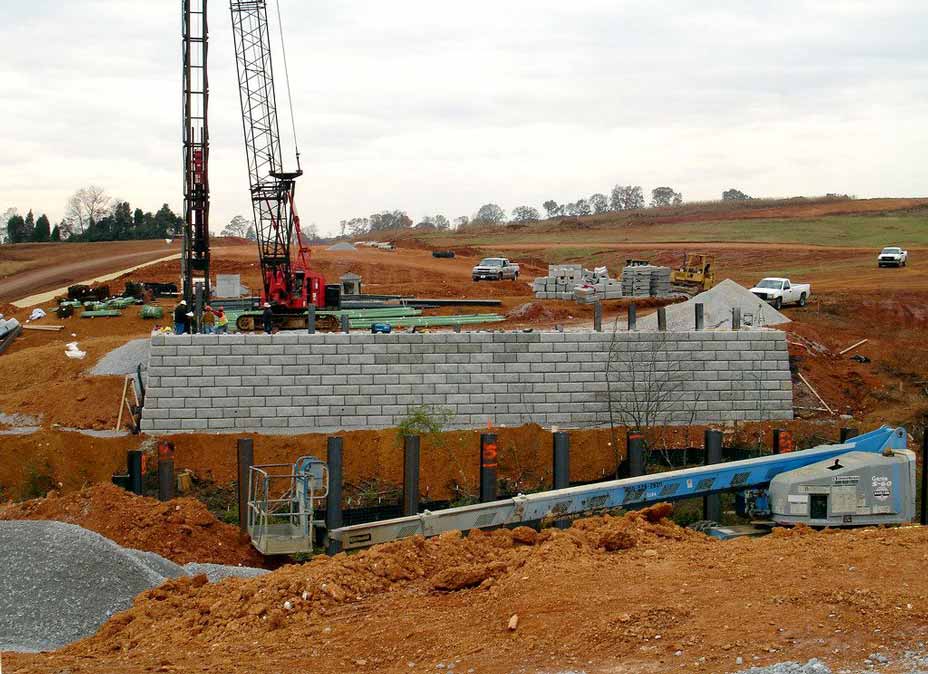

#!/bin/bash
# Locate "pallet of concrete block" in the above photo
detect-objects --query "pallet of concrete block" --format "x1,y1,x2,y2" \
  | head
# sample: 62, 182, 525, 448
621, 264, 673, 297
574, 279, 624, 304
550, 264, 584, 284
649, 266, 672, 296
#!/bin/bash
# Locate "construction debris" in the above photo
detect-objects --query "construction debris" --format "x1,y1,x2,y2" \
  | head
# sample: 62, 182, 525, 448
64, 341, 87, 360
638, 278, 791, 331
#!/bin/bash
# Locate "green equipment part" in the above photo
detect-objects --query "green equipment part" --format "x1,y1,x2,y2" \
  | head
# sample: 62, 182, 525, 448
140, 305, 164, 320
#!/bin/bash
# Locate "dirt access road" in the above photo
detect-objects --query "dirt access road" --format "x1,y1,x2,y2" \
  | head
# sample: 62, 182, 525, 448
0, 239, 181, 304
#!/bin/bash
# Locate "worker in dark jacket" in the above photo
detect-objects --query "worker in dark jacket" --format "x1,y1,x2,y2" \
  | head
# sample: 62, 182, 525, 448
262, 302, 274, 334
173, 300, 191, 335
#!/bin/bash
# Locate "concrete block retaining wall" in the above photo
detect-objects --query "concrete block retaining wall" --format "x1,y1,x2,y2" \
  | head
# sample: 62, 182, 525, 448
140, 330, 793, 434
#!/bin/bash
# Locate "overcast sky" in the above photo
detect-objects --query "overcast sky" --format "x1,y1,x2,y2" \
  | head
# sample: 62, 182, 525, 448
2, 0, 926, 236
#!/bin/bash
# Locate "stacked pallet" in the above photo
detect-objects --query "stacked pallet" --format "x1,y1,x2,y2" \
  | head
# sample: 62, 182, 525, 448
574, 277, 624, 304
534, 265, 627, 302
621, 265, 674, 298
649, 267, 673, 296
532, 265, 585, 300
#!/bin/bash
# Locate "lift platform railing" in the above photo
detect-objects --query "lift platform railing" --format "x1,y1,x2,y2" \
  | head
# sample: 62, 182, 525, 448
247, 458, 328, 555
329, 426, 907, 551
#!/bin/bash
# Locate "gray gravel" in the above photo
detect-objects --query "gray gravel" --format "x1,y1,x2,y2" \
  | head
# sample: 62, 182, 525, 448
127, 549, 188, 580
0, 521, 174, 652
0, 521, 267, 653
183, 562, 269, 583
638, 278, 791, 331
90, 338, 150, 376
734, 660, 832, 674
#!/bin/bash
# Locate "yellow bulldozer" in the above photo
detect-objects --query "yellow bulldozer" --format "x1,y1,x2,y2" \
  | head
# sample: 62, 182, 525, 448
671, 253, 715, 294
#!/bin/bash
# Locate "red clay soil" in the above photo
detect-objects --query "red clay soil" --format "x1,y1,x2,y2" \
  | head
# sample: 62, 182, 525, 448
0, 239, 183, 304
0, 421, 851, 503
9, 505, 928, 674
0, 483, 266, 567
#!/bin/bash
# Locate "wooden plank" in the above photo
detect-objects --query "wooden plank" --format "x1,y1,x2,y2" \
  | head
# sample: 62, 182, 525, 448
115, 376, 130, 431
22, 325, 65, 331
797, 371, 834, 415
839, 338, 869, 355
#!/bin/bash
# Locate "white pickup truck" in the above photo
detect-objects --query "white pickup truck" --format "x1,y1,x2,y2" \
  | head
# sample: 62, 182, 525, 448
472, 257, 520, 281
750, 277, 811, 309
877, 246, 908, 268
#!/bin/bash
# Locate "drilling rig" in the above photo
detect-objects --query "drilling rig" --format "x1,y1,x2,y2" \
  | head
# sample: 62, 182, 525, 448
229, 0, 327, 332
182, 0, 211, 311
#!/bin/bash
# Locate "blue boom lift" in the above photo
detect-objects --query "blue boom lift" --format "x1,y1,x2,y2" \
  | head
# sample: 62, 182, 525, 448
246, 426, 914, 555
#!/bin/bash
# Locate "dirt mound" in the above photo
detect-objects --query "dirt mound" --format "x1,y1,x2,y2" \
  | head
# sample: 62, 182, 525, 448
55, 505, 694, 656
0, 484, 266, 567
14, 512, 928, 673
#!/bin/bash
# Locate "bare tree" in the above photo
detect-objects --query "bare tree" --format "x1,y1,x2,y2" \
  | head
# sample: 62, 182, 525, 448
650, 186, 683, 208
603, 319, 702, 475
221, 215, 251, 238
589, 193, 609, 214
510, 205, 540, 223
473, 203, 506, 225
65, 185, 110, 235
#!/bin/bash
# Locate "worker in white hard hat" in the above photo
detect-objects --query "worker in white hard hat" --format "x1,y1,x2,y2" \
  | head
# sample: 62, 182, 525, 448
173, 300, 190, 335
262, 302, 274, 334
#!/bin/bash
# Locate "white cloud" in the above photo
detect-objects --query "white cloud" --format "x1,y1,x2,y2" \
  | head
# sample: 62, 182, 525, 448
1, 0, 926, 235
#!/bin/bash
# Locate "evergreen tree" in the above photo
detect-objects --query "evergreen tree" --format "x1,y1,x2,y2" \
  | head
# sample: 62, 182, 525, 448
33, 214, 51, 242
6, 214, 26, 243
23, 210, 36, 241
50, 224, 62, 241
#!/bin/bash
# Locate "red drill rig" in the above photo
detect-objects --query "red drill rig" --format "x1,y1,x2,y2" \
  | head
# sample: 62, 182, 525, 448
229, 0, 327, 331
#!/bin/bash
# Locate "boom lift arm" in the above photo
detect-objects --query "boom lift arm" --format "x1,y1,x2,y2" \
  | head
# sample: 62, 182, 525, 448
327, 426, 911, 551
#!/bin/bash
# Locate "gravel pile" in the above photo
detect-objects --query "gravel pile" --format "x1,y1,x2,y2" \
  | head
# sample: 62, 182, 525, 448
0, 521, 174, 652
0, 521, 267, 653
638, 278, 791, 331
90, 338, 150, 376
183, 562, 269, 583
328, 241, 357, 252
734, 660, 832, 674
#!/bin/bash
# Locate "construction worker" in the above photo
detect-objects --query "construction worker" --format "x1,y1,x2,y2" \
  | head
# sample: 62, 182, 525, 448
173, 300, 190, 335
201, 305, 216, 334
214, 306, 229, 334
262, 302, 274, 334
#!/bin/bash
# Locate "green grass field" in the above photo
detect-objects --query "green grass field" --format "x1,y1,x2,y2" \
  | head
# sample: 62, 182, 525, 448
420, 213, 928, 249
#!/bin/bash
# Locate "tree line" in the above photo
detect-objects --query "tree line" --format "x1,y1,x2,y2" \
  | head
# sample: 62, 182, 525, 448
335, 184, 712, 235
3, 185, 183, 244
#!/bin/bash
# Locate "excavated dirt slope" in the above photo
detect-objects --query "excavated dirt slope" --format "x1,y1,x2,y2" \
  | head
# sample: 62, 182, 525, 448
0, 484, 265, 567
8, 506, 928, 674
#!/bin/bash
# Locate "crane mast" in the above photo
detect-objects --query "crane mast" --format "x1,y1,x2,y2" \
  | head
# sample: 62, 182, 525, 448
230, 0, 323, 313
182, 0, 211, 305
